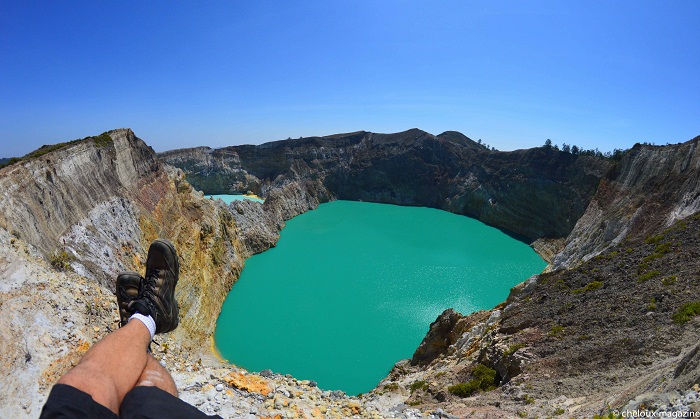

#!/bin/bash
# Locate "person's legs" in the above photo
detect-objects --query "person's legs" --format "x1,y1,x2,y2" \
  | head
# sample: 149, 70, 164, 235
56, 320, 151, 414
120, 353, 225, 419
43, 239, 181, 416
135, 353, 178, 396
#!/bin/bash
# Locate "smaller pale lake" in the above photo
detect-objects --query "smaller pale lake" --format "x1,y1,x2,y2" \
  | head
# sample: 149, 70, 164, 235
215, 200, 545, 395
208, 194, 264, 204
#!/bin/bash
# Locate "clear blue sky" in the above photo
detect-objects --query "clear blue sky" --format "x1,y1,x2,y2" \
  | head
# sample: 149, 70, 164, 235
1, 1, 698, 157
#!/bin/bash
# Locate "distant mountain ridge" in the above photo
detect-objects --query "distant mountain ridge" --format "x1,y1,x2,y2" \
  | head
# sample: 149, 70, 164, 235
159, 129, 611, 249
160, 129, 700, 269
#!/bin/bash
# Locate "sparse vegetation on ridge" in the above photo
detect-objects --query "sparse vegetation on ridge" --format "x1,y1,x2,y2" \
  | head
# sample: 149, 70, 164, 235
542, 138, 628, 161
408, 380, 428, 393
503, 343, 526, 357
572, 280, 603, 293
0, 131, 114, 169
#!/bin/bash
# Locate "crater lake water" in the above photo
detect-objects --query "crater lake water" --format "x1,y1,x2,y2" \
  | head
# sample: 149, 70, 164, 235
208, 194, 264, 204
215, 200, 546, 395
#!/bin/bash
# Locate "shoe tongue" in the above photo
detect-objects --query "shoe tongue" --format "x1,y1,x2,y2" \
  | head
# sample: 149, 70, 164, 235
130, 300, 153, 318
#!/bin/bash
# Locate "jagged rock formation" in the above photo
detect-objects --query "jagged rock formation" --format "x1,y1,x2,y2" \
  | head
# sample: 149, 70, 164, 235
160, 129, 611, 244
0, 130, 158, 261
229, 179, 331, 257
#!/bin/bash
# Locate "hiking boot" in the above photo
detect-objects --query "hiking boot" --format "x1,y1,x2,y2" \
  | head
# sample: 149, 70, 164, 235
129, 239, 180, 334
116, 271, 143, 327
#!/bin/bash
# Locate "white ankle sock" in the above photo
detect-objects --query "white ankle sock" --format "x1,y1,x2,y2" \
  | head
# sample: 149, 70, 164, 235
129, 313, 156, 340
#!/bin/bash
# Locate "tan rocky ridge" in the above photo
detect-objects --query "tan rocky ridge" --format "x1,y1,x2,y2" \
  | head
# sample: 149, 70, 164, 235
0, 129, 244, 348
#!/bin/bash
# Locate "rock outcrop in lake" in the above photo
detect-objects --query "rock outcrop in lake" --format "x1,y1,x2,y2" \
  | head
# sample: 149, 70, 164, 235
2, 127, 700, 418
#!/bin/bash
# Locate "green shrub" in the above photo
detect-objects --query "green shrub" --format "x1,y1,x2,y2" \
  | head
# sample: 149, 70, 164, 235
662, 275, 677, 286
638, 270, 660, 283
655, 242, 672, 254
91, 132, 113, 147
642, 242, 672, 264
642, 253, 663, 263
448, 381, 480, 397
547, 324, 565, 338
447, 364, 497, 397
409, 380, 428, 393
572, 280, 603, 294
0, 157, 22, 169
645, 234, 664, 244
503, 343, 526, 357
50, 250, 74, 272
647, 297, 657, 311
673, 302, 700, 324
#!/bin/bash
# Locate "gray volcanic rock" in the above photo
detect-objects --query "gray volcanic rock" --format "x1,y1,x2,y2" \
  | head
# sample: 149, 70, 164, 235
0, 129, 161, 287
554, 136, 700, 268
411, 308, 462, 367
0, 129, 244, 343
228, 178, 331, 257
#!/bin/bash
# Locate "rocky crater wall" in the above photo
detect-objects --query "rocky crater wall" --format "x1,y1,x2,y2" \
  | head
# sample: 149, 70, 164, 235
160, 129, 612, 245
5, 127, 700, 418
553, 136, 700, 268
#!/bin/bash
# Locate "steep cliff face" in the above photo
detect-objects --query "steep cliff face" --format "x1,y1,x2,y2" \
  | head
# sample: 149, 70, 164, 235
0, 129, 159, 258
229, 178, 332, 257
554, 136, 700, 268
370, 135, 700, 417
160, 129, 612, 243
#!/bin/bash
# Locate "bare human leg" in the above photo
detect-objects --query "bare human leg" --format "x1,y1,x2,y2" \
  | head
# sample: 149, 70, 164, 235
135, 353, 178, 397
57, 320, 151, 414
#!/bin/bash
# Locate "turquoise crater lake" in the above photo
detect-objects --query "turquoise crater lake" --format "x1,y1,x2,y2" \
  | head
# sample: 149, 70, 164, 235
215, 200, 545, 395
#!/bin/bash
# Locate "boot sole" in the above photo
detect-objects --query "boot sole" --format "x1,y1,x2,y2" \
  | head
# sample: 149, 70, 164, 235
152, 238, 180, 281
